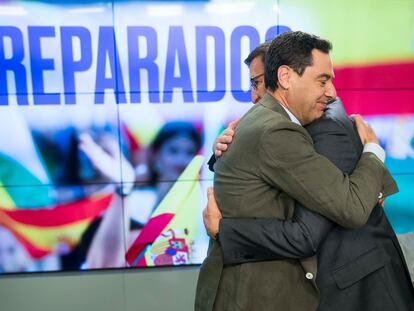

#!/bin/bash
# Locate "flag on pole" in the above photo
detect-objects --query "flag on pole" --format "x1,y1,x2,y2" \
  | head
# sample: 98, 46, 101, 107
126, 155, 204, 267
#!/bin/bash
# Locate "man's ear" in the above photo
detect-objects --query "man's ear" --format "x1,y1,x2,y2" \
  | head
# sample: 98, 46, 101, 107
277, 65, 290, 90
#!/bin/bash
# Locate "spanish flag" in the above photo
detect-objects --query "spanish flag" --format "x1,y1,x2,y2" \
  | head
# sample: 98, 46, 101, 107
0, 153, 113, 259
126, 155, 204, 267
0, 192, 113, 259
0, 104, 116, 259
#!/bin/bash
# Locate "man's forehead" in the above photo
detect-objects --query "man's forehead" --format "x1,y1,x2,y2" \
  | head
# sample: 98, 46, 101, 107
306, 50, 334, 78
249, 56, 264, 75
312, 50, 333, 65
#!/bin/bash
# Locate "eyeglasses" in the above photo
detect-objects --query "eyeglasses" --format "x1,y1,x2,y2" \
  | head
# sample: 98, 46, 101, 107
250, 73, 264, 90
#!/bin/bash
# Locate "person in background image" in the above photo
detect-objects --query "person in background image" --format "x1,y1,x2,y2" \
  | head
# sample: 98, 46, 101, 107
145, 122, 203, 206
195, 31, 413, 311
0, 113, 120, 272
51, 126, 126, 270
81, 121, 202, 268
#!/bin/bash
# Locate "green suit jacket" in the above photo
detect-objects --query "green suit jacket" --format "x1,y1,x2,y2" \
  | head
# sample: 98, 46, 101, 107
195, 94, 396, 311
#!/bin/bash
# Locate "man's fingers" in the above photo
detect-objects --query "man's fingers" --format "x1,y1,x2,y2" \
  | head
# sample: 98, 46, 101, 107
352, 115, 366, 144
212, 121, 237, 156
352, 114, 370, 129
228, 118, 240, 130
223, 128, 235, 137
217, 132, 233, 144
351, 114, 362, 125
213, 129, 234, 156
203, 187, 221, 239
214, 142, 228, 157
206, 187, 221, 215
350, 114, 379, 144
216, 142, 228, 151
207, 187, 214, 199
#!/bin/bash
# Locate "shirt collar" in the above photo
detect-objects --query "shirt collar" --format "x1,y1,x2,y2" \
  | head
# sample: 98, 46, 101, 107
280, 105, 301, 126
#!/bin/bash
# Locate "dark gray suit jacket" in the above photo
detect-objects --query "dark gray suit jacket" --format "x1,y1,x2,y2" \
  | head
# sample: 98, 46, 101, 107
216, 99, 414, 310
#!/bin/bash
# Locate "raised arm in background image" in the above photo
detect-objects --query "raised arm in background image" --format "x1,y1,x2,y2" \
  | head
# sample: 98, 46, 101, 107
77, 121, 202, 269
195, 31, 413, 311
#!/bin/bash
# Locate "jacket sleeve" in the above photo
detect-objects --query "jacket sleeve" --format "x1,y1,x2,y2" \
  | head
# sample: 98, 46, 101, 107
219, 207, 333, 265
258, 119, 393, 229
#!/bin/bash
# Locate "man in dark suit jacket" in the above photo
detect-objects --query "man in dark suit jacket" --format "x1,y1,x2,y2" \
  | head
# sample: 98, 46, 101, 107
195, 31, 399, 311
205, 98, 414, 310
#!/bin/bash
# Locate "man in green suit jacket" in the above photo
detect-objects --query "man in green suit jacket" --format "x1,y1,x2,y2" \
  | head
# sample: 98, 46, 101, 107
195, 31, 396, 311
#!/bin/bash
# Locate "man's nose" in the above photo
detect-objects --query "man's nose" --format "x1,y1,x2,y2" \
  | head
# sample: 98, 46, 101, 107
251, 89, 260, 104
325, 83, 336, 100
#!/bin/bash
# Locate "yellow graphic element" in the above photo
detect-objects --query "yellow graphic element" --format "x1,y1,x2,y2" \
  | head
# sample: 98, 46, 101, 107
0, 182, 16, 210
144, 155, 204, 266
123, 106, 164, 146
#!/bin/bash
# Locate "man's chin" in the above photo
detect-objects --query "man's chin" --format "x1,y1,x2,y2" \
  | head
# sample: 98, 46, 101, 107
316, 110, 325, 119
303, 111, 326, 125
306, 111, 325, 125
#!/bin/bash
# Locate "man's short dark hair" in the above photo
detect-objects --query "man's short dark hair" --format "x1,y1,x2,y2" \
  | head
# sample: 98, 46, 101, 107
265, 31, 332, 91
244, 41, 271, 66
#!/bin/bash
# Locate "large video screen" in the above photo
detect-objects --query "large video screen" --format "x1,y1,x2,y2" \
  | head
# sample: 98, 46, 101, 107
0, 0, 413, 274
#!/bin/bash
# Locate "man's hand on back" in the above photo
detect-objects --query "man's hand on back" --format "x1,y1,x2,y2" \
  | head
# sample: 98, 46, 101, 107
351, 114, 379, 145
213, 119, 239, 157
203, 187, 222, 239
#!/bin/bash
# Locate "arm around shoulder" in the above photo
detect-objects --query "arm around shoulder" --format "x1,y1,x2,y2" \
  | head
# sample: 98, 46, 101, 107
219, 204, 333, 265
